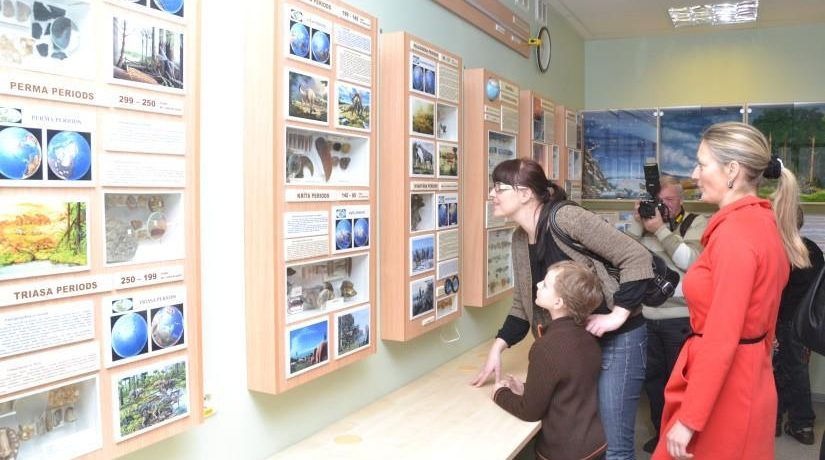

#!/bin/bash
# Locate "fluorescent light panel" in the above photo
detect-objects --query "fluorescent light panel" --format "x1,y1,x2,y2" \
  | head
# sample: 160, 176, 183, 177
668, 1, 759, 27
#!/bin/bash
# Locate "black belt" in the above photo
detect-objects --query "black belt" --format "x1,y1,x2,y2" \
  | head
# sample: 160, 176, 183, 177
688, 331, 767, 344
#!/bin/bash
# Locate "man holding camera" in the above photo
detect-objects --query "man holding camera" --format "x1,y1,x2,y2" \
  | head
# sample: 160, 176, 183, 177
627, 175, 708, 453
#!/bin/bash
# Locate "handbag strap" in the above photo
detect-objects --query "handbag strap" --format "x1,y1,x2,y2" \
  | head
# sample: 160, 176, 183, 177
548, 200, 617, 272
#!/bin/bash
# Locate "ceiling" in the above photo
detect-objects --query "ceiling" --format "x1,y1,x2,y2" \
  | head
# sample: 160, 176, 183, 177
548, 0, 825, 40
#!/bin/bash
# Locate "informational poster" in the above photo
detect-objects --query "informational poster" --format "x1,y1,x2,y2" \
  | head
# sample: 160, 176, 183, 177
437, 63, 459, 104
104, 116, 185, 155
501, 105, 519, 134
437, 228, 459, 261
336, 47, 371, 86
0, 300, 94, 359
486, 227, 515, 297
0, 341, 99, 395
101, 153, 186, 187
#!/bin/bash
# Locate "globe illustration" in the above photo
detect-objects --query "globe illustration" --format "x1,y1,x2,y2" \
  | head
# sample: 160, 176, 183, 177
47, 131, 91, 180
311, 30, 330, 64
336, 219, 352, 250
451, 275, 460, 293
0, 126, 41, 180
353, 218, 369, 247
438, 204, 448, 227
485, 78, 500, 101
412, 65, 424, 91
151, 305, 184, 348
111, 313, 148, 359
444, 279, 453, 295
424, 69, 436, 94
153, 0, 183, 14
289, 23, 310, 58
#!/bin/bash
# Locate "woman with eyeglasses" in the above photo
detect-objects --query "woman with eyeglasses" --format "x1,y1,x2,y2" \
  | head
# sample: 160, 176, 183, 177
472, 158, 654, 460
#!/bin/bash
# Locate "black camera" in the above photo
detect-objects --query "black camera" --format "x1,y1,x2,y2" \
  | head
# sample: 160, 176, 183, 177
638, 161, 669, 221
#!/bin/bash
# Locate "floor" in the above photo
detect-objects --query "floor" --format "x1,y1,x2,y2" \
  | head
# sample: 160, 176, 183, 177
514, 396, 825, 459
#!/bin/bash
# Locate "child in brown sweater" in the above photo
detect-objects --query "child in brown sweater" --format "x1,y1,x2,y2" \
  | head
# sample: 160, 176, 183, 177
493, 261, 607, 460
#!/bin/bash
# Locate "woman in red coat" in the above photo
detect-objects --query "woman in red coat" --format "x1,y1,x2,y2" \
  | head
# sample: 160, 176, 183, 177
653, 122, 811, 460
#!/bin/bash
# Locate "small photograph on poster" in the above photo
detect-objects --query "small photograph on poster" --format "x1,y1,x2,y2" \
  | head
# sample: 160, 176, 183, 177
335, 305, 370, 358
437, 193, 458, 229
0, 1, 94, 78
438, 143, 458, 178
0, 200, 88, 281
410, 53, 436, 96
287, 318, 329, 377
112, 15, 184, 92
287, 69, 329, 124
119, 0, 185, 19
0, 376, 101, 459
410, 97, 434, 137
45, 129, 92, 182
551, 144, 560, 180
333, 205, 369, 253
487, 227, 515, 297
410, 234, 435, 276
436, 295, 458, 319
436, 103, 458, 142
533, 96, 545, 142
410, 139, 435, 177
532, 143, 548, 175
285, 126, 369, 186
104, 192, 184, 266
336, 82, 370, 131
0, 125, 43, 182
488, 131, 517, 184
410, 192, 435, 233
410, 276, 434, 319
286, 6, 332, 68
104, 287, 186, 367
286, 254, 369, 322
568, 149, 582, 181
114, 358, 189, 441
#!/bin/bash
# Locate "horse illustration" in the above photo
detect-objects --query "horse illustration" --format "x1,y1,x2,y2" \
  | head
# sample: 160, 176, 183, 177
349, 88, 364, 118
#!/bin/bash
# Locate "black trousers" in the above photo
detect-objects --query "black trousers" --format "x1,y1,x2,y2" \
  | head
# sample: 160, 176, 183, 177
644, 316, 691, 435
773, 319, 816, 429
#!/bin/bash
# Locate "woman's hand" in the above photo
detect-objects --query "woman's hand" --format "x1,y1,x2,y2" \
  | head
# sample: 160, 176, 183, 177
666, 420, 695, 460
585, 307, 631, 337
471, 338, 508, 387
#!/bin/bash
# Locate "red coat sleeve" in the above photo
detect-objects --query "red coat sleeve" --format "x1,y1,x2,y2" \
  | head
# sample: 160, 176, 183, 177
677, 229, 758, 431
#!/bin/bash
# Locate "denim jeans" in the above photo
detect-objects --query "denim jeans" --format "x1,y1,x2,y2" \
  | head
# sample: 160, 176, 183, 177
599, 324, 647, 460
644, 317, 691, 435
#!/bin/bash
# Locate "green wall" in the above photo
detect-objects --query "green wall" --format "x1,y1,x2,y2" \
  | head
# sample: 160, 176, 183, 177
585, 24, 825, 109
120, 2, 584, 460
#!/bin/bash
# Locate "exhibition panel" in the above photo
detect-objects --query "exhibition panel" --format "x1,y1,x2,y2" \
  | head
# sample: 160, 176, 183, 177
244, 0, 377, 394
379, 32, 463, 341
0, 0, 202, 458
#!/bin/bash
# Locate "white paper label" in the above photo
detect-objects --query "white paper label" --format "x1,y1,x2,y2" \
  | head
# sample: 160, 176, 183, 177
437, 64, 459, 104
0, 275, 111, 308
0, 301, 94, 359
0, 341, 99, 394
437, 229, 459, 261
114, 265, 185, 289
0, 73, 101, 106
335, 24, 372, 55
102, 153, 186, 187
110, 88, 184, 115
285, 235, 330, 261
336, 47, 371, 86
285, 211, 329, 238
484, 105, 501, 124
105, 117, 185, 154
285, 189, 370, 202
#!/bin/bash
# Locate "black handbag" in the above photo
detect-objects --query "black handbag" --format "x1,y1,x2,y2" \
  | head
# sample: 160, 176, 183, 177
793, 265, 825, 356
549, 201, 680, 307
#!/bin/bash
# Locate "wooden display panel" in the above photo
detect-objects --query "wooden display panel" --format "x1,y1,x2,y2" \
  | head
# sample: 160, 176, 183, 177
378, 33, 463, 341
462, 69, 524, 308
556, 105, 581, 201
0, 1, 202, 458
244, 0, 378, 394
519, 90, 558, 180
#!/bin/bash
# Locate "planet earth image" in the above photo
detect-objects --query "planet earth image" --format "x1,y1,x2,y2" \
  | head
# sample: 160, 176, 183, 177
311, 30, 330, 64
47, 131, 91, 180
353, 218, 369, 247
151, 305, 184, 348
451, 275, 460, 293
412, 65, 424, 91
438, 204, 448, 227
424, 69, 436, 94
336, 219, 352, 250
111, 312, 148, 359
486, 78, 500, 101
289, 22, 310, 58
444, 279, 453, 295
0, 126, 41, 180
153, 0, 184, 14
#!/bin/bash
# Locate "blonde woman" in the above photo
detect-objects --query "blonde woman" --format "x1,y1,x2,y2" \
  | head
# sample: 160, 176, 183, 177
653, 122, 810, 460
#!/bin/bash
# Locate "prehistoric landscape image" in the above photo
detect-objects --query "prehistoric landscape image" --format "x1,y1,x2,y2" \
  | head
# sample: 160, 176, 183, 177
0, 201, 87, 279
113, 16, 184, 90
117, 360, 189, 439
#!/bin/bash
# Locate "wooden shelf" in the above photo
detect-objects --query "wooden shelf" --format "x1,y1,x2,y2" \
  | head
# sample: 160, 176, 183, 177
379, 33, 464, 341
461, 69, 525, 308
244, 0, 378, 394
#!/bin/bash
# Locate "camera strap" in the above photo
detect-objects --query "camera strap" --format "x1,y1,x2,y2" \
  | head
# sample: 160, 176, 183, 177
679, 213, 698, 238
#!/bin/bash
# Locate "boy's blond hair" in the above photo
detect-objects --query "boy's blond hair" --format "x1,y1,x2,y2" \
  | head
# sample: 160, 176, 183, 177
548, 261, 604, 326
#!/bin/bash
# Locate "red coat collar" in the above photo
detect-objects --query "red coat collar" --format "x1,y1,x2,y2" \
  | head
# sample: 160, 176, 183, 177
701, 195, 773, 246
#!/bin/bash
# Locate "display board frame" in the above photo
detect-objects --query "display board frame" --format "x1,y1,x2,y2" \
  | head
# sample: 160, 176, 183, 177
243, 0, 378, 394
379, 33, 463, 341
462, 69, 524, 307
0, 0, 202, 457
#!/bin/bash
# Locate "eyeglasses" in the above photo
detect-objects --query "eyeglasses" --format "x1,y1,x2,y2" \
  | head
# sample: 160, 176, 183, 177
491, 182, 520, 194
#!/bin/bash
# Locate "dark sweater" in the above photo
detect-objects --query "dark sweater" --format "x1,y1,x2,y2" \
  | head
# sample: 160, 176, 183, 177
494, 317, 606, 460
778, 238, 825, 322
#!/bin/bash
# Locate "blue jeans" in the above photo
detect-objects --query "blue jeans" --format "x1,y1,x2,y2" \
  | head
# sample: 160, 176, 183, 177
599, 324, 647, 460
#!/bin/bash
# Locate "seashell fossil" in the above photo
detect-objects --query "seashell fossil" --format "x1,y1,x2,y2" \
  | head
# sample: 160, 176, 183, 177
340, 280, 357, 298
317, 281, 335, 307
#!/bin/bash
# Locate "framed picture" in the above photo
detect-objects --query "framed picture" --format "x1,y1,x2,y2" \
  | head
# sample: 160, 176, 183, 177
286, 318, 329, 378
410, 234, 435, 276
286, 69, 329, 125
410, 97, 435, 137
334, 305, 370, 358
112, 14, 185, 92
409, 276, 434, 319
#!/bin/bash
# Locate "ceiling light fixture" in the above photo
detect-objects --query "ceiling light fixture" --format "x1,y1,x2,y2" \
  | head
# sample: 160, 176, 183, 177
668, 1, 759, 27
